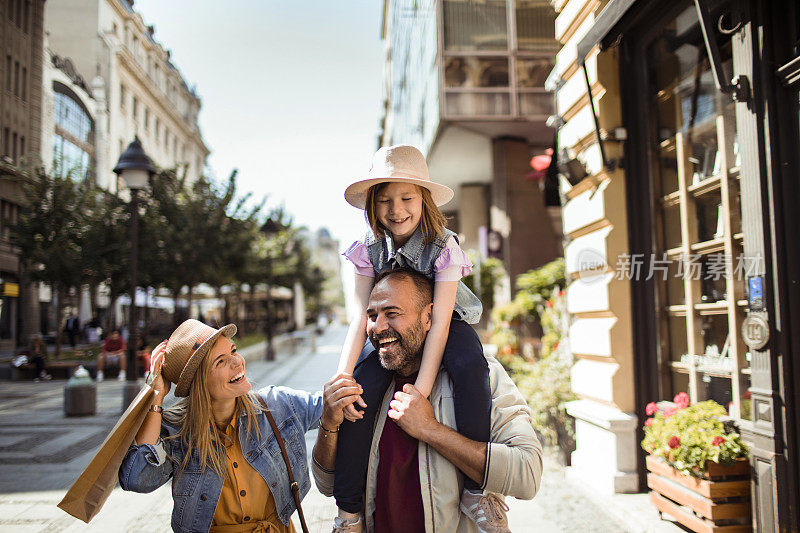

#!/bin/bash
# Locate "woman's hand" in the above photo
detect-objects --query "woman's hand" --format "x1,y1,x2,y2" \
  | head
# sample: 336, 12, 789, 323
148, 340, 171, 403
321, 373, 365, 428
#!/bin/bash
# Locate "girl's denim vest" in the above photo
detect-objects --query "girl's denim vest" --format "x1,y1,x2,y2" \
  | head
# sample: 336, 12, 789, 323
365, 226, 482, 324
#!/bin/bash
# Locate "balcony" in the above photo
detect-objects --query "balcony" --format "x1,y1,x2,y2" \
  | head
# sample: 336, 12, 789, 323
440, 0, 558, 129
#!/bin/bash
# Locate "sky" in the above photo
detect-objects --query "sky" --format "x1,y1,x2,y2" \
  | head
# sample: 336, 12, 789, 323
134, 1, 384, 253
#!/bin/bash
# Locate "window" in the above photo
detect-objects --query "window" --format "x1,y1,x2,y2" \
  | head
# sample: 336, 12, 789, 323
132, 96, 138, 120
15, 0, 22, 28
645, 2, 748, 417
443, 0, 508, 51
3, 128, 9, 156
120, 84, 127, 112
144, 107, 150, 131
5, 56, 10, 91
12, 133, 17, 160
53, 85, 94, 180
19, 136, 24, 158
23, 1, 29, 33
154, 117, 160, 141
21, 67, 26, 100
515, 0, 557, 51
13, 61, 19, 96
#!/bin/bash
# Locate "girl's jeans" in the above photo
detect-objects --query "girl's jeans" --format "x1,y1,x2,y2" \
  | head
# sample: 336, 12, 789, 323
333, 319, 491, 514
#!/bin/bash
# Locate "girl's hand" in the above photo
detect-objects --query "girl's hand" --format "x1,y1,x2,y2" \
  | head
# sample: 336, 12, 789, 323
343, 392, 368, 422
148, 340, 171, 401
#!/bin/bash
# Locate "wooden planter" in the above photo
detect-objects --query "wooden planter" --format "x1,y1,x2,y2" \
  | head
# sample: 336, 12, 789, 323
646, 455, 752, 533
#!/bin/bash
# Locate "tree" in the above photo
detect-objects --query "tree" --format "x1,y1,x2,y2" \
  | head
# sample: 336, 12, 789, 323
8, 168, 87, 356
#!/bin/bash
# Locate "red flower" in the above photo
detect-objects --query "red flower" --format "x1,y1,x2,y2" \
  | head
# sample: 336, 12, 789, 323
673, 392, 690, 409
645, 402, 659, 416
664, 407, 677, 418
668, 436, 681, 449
644, 418, 654, 427
712, 436, 725, 446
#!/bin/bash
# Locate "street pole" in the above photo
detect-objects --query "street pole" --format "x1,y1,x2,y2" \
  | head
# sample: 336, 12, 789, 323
122, 188, 140, 410
264, 260, 275, 361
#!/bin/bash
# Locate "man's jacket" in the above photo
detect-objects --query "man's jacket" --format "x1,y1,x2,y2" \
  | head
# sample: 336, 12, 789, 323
314, 354, 543, 532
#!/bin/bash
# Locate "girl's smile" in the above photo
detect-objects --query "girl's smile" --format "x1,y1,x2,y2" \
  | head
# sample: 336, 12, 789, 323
375, 183, 423, 246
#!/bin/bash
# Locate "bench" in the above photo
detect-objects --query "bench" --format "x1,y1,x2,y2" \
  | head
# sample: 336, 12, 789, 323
12, 360, 82, 381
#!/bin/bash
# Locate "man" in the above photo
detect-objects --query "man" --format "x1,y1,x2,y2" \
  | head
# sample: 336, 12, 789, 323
96, 329, 127, 382
313, 270, 543, 533
65, 312, 80, 348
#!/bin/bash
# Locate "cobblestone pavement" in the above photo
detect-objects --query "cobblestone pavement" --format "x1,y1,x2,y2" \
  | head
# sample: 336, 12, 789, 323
0, 325, 678, 532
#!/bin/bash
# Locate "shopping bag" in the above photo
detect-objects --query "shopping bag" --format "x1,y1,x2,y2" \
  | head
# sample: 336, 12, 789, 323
58, 382, 157, 523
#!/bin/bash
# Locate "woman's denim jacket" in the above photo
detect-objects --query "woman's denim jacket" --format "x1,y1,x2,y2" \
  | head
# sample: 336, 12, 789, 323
365, 225, 482, 324
118, 385, 323, 533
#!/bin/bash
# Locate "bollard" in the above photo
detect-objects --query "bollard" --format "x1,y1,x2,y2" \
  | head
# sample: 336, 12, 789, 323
64, 365, 97, 417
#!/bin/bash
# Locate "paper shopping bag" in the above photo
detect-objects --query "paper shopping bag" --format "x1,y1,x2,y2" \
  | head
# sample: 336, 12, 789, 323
58, 382, 157, 523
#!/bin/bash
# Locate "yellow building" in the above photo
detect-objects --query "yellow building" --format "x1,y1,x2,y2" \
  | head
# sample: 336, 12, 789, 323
554, 0, 800, 529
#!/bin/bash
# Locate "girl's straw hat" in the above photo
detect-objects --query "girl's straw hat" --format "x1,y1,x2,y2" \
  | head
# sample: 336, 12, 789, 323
162, 319, 237, 397
345, 144, 454, 209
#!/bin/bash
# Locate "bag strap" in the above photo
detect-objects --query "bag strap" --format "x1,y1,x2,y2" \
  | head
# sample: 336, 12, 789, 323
257, 395, 309, 533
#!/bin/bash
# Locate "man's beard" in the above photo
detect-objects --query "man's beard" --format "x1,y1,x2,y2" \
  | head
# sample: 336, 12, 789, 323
370, 319, 426, 375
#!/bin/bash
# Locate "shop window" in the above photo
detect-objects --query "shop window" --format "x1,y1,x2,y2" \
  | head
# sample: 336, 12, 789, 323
443, 0, 508, 51
647, 1, 749, 418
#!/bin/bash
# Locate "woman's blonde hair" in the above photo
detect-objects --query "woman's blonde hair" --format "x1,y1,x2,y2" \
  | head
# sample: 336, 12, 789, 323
164, 351, 262, 477
365, 183, 447, 244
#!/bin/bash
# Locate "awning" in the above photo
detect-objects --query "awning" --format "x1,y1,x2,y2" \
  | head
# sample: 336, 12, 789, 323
575, 0, 640, 64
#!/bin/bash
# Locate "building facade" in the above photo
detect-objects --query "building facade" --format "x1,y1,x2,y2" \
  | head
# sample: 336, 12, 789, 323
44, 0, 208, 191
0, 0, 45, 351
554, 0, 800, 529
380, 0, 563, 289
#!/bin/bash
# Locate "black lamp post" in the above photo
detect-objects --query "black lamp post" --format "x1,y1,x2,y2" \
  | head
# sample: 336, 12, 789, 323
260, 218, 284, 361
114, 137, 156, 410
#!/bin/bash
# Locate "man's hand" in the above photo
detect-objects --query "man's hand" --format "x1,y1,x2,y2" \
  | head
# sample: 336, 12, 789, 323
321, 373, 363, 430
388, 384, 440, 441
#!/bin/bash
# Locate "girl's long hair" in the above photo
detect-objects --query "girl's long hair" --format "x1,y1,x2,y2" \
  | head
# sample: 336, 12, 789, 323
365, 183, 447, 244
163, 353, 262, 477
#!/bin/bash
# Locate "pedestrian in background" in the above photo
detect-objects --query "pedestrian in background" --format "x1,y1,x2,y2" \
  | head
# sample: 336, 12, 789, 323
119, 319, 362, 533
65, 312, 80, 348
27, 334, 51, 382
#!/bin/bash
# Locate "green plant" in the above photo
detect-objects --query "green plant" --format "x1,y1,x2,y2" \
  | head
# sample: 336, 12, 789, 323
462, 256, 505, 312
514, 258, 566, 316
641, 394, 749, 477
506, 351, 576, 446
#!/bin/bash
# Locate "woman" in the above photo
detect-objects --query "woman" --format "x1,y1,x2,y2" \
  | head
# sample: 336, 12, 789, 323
119, 319, 361, 533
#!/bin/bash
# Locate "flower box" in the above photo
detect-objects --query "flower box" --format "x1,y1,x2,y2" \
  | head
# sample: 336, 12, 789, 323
646, 455, 752, 533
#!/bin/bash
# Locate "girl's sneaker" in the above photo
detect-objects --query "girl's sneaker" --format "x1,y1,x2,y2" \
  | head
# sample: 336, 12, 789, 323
459, 490, 511, 533
331, 515, 364, 533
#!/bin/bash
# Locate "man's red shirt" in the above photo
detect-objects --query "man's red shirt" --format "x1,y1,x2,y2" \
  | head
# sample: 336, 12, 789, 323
373, 372, 425, 532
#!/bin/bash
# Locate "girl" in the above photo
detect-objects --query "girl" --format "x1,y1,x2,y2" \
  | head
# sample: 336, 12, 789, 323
333, 145, 492, 531
119, 319, 361, 533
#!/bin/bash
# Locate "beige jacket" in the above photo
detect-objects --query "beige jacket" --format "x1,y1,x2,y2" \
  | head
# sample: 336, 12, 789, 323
313, 354, 543, 532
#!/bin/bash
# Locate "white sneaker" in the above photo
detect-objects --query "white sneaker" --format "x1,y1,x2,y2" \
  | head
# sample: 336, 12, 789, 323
332, 515, 364, 533
460, 491, 511, 533
96, 370, 104, 382
118, 370, 126, 381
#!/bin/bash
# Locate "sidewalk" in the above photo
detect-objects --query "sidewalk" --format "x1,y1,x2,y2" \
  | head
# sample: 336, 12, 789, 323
0, 325, 682, 532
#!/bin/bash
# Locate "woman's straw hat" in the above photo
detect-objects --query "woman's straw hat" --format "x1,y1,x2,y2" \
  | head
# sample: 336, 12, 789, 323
162, 319, 237, 397
344, 144, 454, 209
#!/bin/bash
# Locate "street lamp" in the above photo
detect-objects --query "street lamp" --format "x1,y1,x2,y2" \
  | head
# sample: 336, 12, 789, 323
260, 218, 284, 361
114, 137, 156, 410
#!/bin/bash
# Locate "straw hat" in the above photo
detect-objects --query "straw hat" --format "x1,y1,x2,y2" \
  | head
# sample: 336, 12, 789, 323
161, 319, 237, 397
344, 144, 454, 209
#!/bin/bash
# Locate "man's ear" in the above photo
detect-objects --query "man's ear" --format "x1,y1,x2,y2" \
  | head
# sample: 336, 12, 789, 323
422, 302, 433, 332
